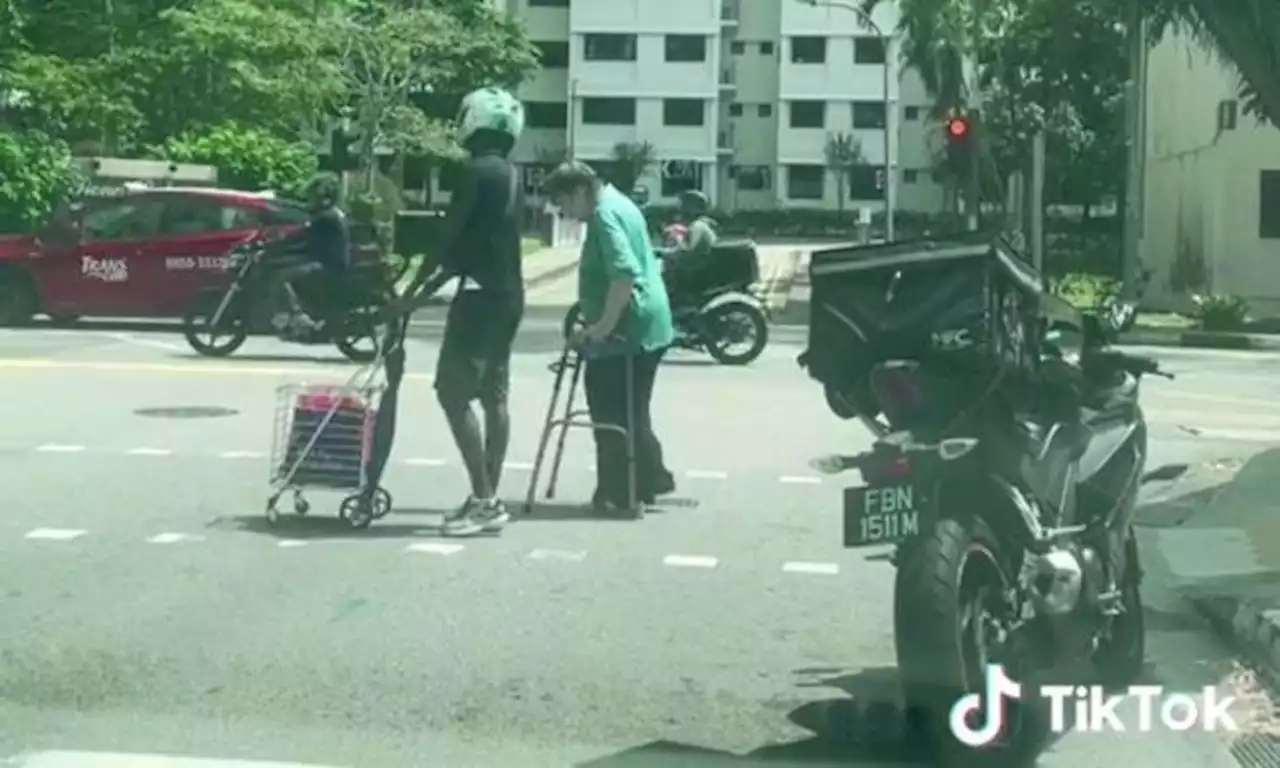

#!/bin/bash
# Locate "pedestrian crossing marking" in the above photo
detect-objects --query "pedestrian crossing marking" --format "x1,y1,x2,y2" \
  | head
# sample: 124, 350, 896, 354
24, 528, 86, 540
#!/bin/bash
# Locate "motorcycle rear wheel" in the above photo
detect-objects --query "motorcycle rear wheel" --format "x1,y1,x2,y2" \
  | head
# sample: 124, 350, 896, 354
894, 517, 1049, 765
705, 301, 768, 366
183, 289, 248, 357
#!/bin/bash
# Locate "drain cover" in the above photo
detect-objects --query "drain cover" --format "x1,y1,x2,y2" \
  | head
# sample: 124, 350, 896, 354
134, 406, 238, 419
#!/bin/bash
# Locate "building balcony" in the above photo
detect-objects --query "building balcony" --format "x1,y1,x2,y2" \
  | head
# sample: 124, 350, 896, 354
721, 0, 739, 26
718, 68, 735, 91
717, 127, 734, 154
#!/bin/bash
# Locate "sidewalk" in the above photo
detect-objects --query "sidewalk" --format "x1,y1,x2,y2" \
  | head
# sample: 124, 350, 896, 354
1148, 449, 1280, 683
422, 245, 579, 305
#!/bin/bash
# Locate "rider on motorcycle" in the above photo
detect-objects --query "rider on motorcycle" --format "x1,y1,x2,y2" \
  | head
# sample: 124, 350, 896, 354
269, 172, 350, 337
663, 190, 717, 309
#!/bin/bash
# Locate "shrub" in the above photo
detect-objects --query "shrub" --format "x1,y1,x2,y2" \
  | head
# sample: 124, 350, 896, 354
1051, 273, 1120, 311
0, 130, 81, 233
1191, 294, 1250, 332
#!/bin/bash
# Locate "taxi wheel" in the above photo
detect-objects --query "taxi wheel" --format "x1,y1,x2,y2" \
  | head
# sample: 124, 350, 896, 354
0, 273, 36, 327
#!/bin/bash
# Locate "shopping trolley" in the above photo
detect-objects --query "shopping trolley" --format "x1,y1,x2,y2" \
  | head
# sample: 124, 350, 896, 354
264, 317, 409, 529
524, 337, 642, 519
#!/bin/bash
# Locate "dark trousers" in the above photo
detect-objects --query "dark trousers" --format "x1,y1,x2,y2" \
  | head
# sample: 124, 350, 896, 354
582, 347, 671, 506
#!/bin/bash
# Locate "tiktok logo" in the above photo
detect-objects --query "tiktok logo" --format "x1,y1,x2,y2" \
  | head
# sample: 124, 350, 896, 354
948, 664, 1024, 747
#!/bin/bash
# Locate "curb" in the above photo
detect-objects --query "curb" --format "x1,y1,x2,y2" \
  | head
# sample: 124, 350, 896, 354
765, 249, 804, 313
1189, 593, 1280, 686
1120, 328, 1280, 350
417, 257, 578, 308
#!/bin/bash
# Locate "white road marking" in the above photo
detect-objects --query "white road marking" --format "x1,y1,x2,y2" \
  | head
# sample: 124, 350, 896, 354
782, 561, 840, 575
219, 450, 264, 459
685, 469, 729, 479
663, 554, 719, 569
779, 475, 822, 484
147, 533, 203, 544
9, 750, 348, 767
35, 444, 85, 453
24, 528, 86, 540
406, 542, 464, 556
127, 447, 171, 456
106, 332, 188, 352
403, 457, 447, 466
1172, 426, 1280, 443
529, 548, 587, 561
276, 540, 307, 548
503, 461, 534, 470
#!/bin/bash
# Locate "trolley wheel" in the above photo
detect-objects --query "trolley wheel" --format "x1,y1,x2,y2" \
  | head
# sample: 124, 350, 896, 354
265, 499, 281, 526
293, 495, 311, 516
371, 487, 393, 519
628, 504, 646, 520
339, 494, 374, 530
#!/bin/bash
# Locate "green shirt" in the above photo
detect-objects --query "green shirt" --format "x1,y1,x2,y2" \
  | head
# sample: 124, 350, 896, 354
578, 185, 675, 353
684, 216, 718, 258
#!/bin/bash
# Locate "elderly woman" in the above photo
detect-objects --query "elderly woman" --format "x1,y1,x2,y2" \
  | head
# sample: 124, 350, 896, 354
542, 161, 677, 513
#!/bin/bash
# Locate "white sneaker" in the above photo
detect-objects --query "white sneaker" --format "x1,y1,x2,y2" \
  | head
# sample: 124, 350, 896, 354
441, 497, 484, 537
472, 500, 510, 532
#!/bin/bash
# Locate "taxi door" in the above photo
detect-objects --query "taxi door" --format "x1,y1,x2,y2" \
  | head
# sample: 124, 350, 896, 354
136, 194, 263, 315
37, 196, 164, 316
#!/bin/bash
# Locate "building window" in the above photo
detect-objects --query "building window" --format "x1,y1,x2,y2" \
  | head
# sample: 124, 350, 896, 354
584, 33, 636, 61
848, 164, 884, 199
854, 36, 886, 64
525, 101, 567, 129
663, 98, 704, 126
903, 169, 919, 183
1261, 170, 1280, 238
852, 101, 887, 129
760, 41, 774, 55
665, 34, 707, 62
735, 166, 771, 191
730, 41, 745, 55
787, 165, 824, 200
759, 104, 772, 117
789, 100, 825, 128
534, 41, 569, 68
729, 103, 743, 117
528, 0, 568, 6
661, 161, 702, 197
904, 106, 921, 121
582, 97, 636, 125
791, 36, 826, 64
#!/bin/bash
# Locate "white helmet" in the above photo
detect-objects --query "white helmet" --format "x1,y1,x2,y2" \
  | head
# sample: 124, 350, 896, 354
457, 87, 525, 144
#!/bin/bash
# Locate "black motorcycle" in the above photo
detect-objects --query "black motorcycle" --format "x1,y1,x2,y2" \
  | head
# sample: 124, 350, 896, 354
562, 240, 770, 365
182, 236, 397, 362
798, 233, 1186, 763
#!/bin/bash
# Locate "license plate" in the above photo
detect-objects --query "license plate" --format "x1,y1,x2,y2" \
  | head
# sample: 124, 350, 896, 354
843, 484, 925, 547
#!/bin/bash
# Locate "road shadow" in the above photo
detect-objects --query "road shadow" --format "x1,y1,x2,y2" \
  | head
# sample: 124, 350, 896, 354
577, 667, 932, 767
396, 495, 700, 523
207, 512, 451, 540
165, 351, 360, 366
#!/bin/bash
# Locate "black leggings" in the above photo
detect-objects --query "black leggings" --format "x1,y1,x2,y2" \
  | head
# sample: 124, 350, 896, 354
583, 348, 670, 506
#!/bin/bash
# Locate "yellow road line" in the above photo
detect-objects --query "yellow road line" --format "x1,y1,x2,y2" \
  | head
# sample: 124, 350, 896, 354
0, 357, 432, 379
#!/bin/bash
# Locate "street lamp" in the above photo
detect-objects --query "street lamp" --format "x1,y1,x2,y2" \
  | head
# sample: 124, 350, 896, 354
798, 0, 895, 242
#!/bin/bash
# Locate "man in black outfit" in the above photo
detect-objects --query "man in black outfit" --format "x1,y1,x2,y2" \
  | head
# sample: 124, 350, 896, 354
270, 172, 349, 338
387, 87, 526, 537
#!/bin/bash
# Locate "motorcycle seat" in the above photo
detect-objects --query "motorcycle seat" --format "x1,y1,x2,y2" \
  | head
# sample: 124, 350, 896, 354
1081, 373, 1138, 424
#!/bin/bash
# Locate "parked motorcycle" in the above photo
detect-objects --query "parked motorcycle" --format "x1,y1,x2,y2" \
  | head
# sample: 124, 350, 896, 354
182, 236, 396, 362
562, 240, 770, 366
798, 233, 1186, 762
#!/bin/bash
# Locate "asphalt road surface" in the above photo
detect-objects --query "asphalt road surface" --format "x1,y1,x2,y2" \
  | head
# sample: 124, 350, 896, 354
0, 320, 1276, 767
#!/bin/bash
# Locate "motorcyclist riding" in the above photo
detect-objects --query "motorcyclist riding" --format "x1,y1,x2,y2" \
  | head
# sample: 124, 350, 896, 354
663, 190, 717, 310
269, 172, 350, 338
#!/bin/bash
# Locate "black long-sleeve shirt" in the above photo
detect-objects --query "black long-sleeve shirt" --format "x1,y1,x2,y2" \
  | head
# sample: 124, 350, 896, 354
437, 151, 523, 296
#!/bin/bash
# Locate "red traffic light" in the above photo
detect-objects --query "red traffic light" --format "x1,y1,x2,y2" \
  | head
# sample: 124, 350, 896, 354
946, 116, 970, 140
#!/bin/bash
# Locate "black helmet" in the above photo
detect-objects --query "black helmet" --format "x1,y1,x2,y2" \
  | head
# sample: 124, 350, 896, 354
303, 172, 341, 209
679, 190, 709, 215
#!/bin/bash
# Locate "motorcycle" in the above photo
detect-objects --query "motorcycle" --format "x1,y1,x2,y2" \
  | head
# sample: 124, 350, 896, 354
562, 240, 770, 366
799, 234, 1187, 762
182, 236, 396, 363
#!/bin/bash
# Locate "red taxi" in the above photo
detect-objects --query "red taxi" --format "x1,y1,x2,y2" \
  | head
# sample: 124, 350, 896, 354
0, 187, 309, 325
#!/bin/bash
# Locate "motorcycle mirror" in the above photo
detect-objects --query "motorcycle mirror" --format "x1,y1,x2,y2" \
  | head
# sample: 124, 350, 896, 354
809, 455, 849, 474
1141, 463, 1188, 483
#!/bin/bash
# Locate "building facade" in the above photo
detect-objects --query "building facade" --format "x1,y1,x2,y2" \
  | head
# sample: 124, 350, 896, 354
493, 0, 944, 214
1140, 27, 1280, 315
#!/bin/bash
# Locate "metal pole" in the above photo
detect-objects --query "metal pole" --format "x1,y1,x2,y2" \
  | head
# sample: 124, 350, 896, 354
882, 34, 895, 242
1121, 0, 1145, 299
567, 77, 579, 161
1030, 130, 1045, 273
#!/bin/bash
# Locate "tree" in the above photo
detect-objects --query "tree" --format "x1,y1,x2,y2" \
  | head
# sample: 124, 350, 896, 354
149, 122, 319, 195
824, 132, 865, 212
0, 130, 80, 233
609, 140, 657, 195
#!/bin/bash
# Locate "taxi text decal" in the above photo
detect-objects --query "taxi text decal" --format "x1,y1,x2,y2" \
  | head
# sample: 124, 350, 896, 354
81, 255, 128, 282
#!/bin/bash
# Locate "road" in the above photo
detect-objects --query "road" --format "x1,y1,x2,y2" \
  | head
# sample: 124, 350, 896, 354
0, 320, 1276, 767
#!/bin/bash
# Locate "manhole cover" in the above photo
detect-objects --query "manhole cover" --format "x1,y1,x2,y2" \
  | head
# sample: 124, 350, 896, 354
134, 406, 238, 419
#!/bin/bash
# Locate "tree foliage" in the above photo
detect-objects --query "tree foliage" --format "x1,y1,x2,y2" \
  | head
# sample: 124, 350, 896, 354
0, 131, 80, 233
148, 123, 319, 196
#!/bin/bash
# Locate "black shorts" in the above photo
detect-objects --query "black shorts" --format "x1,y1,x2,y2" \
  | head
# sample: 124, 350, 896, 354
435, 290, 524, 404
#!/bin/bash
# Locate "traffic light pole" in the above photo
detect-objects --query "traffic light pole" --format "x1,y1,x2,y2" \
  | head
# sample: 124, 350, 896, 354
966, 112, 981, 232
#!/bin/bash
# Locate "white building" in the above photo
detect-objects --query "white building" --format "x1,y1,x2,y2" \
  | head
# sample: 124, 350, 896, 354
1140, 27, 1280, 316
495, 0, 945, 213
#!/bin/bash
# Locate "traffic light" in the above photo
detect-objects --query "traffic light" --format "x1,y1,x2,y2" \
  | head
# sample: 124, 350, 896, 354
945, 115, 971, 144
944, 114, 974, 168
328, 127, 360, 172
